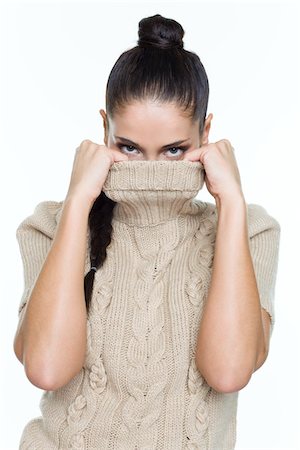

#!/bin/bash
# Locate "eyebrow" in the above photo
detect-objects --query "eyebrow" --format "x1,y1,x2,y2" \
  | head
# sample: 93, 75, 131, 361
114, 136, 190, 150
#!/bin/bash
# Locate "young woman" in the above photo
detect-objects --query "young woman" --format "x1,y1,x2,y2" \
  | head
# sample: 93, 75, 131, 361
14, 14, 281, 450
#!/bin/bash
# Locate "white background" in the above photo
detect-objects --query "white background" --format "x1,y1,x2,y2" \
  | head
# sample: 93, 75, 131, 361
1, 0, 299, 449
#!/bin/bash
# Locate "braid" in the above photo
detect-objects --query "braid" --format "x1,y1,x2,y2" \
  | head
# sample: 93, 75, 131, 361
83, 191, 116, 317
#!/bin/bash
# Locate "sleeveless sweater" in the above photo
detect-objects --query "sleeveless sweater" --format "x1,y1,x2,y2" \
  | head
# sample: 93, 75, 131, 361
16, 159, 281, 450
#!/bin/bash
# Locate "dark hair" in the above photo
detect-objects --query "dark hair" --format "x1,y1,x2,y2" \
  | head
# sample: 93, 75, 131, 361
83, 13, 209, 317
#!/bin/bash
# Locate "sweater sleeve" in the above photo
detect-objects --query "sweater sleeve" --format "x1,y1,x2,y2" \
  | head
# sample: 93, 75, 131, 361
16, 200, 63, 320
247, 204, 281, 338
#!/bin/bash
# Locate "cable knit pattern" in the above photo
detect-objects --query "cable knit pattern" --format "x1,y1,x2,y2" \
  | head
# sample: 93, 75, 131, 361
16, 160, 281, 449
183, 206, 217, 449
119, 222, 180, 448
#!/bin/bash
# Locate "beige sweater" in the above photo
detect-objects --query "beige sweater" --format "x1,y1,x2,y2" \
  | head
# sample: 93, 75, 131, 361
16, 160, 281, 450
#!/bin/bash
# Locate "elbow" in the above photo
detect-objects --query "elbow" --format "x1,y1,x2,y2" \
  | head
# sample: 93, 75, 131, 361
24, 362, 60, 391
13, 335, 56, 390
208, 373, 252, 393
24, 357, 84, 391
196, 361, 253, 394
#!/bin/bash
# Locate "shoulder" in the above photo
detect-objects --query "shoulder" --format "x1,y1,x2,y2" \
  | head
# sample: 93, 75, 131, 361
194, 200, 280, 238
246, 203, 281, 238
16, 199, 64, 240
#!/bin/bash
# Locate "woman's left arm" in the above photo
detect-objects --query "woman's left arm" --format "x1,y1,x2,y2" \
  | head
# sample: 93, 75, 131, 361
183, 139, 271, 394
195, 193, 268, 394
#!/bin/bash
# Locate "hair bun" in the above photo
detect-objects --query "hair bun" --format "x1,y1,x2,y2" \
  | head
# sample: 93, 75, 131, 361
138, 14, 184, 50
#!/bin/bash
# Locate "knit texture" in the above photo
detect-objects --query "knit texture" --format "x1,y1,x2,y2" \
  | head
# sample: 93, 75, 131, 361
16, 160, 281, 450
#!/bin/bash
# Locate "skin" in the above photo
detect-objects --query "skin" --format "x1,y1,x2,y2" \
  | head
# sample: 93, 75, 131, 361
13, 99, 270, 393
100, 100, 210, 161
13, 141, 127, 391
100, 100, 271, 393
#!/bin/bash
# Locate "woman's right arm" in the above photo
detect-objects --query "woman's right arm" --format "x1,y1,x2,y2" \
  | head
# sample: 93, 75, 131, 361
13, 193, 94, 391
13, 140, 128, 391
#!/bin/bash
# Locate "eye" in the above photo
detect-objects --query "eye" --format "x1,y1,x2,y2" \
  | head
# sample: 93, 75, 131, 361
117, 144, 139, 154
165, 146, 188, 157
117, 143, 189, 157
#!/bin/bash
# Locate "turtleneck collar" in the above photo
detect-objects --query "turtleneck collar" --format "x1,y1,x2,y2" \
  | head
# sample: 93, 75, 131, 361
102, 159, 205, 226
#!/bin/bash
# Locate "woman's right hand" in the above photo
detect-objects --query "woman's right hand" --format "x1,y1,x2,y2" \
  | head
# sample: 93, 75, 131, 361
65, 139, 129, 206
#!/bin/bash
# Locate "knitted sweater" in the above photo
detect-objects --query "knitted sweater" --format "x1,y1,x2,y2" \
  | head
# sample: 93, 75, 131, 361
16, 160, 281, 450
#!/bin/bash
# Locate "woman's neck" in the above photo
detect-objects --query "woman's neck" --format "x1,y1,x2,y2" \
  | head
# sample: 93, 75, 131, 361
102, 160, 206, 226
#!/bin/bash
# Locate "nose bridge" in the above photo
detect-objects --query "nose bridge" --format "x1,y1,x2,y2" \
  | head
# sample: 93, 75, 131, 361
142, 146, 160, 161
145, 154, 159, 161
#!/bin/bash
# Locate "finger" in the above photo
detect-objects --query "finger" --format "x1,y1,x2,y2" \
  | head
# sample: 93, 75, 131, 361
182, 147, 203, 162
111, 149, 129, 161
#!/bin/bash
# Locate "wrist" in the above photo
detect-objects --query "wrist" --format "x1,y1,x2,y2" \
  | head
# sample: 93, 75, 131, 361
215, 191, 246, 210
64, 191, 96, 213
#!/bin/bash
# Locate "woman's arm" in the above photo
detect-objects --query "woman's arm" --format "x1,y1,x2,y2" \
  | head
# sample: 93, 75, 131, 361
13, 194, 93, 391
195, 193, 266, 393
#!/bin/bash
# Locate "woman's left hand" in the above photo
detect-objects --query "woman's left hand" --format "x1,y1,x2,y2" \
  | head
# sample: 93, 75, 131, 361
182, 139, 244, 203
